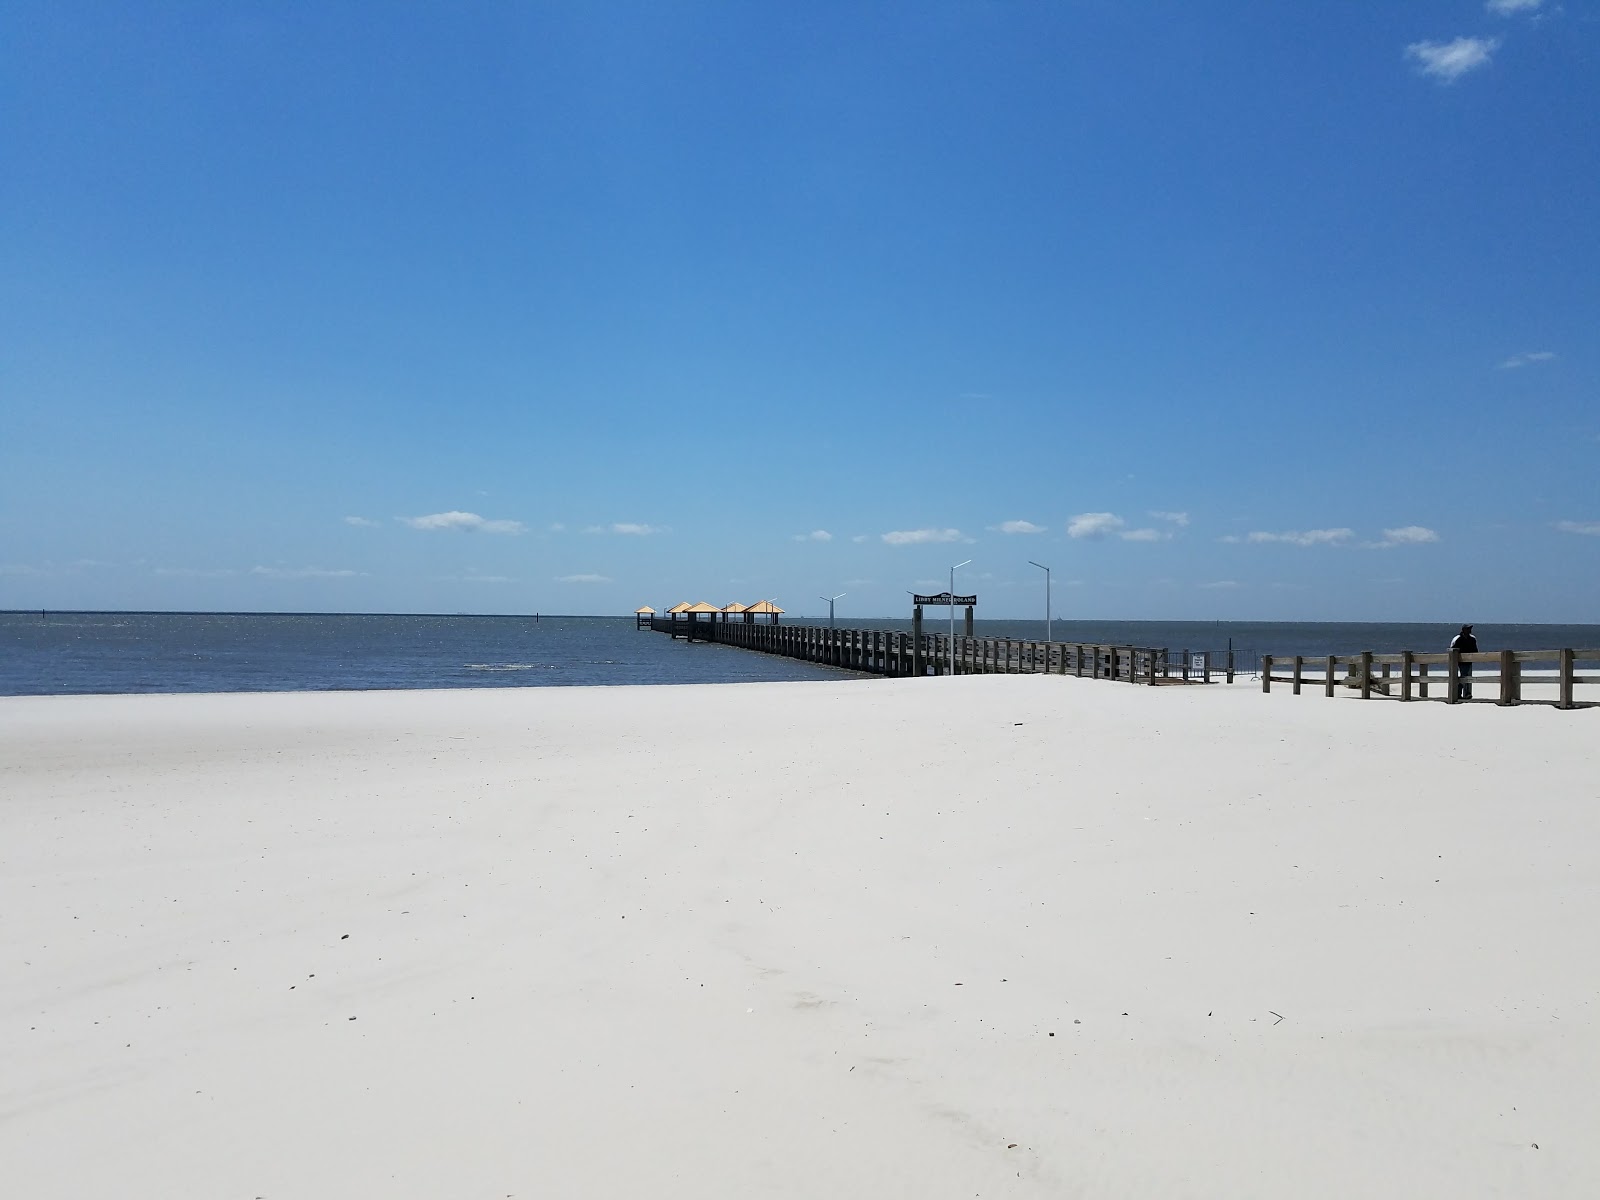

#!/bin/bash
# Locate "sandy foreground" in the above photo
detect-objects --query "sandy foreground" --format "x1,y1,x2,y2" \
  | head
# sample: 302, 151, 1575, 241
2, 676, 1597, 1199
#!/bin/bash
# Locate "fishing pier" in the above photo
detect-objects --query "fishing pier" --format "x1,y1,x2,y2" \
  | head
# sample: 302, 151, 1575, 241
646, 594, 1193, 684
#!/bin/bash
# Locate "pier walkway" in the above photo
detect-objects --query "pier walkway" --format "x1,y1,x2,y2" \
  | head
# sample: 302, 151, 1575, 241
648, 616, 1197, 684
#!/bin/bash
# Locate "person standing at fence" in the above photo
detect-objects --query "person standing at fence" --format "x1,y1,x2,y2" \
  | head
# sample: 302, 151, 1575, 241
1450, 624, 1479, 700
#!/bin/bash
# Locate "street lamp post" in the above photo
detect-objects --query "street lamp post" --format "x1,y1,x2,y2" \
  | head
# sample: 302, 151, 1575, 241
950, 559, 971, 674
819, 592, 845, 631
1027, 560, 1051, 644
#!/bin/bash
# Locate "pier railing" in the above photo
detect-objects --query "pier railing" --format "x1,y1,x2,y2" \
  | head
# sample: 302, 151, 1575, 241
650, 616, 1176, 683
1261, 648, 1599, 709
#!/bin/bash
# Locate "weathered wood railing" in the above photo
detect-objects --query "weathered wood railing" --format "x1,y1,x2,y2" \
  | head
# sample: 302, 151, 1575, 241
1261, 648, 1599, 709
649, 617, 1170, 683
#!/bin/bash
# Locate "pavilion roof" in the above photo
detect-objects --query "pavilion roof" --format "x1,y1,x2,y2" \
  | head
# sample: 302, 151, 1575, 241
683, 601, 722, 614
634, 606, 656, 614
721, 603, 748, 613
666, 602, 692, 614
744, 599, 785, 614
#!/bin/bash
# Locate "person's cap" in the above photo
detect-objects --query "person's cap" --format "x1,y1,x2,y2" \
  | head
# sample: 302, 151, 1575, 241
1461, 624, 1473, 631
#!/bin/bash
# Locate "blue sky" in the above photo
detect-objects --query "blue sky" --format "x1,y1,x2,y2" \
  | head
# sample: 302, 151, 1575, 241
3, 1, 1596, 621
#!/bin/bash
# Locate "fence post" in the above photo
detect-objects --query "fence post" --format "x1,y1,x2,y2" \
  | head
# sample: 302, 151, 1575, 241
1447, 650, 1460, 704
1499, 649, 1516, 706
1418, 661, 1429, 699
1360, 651, 1373, 700
1400, 651, 1414, 701
1324, 656, 1336, 698
1292, 655, 1303, 695
1262, 654, 1273, 693
1558, 648, 1575, 709
1226, 647, 1234, 684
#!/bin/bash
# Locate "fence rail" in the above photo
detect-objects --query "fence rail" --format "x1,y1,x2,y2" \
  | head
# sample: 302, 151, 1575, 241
1261, 648, 1600, 709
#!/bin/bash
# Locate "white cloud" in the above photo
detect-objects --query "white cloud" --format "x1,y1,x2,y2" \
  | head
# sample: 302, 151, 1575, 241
1120, 528, 1169, 542
1245, 528, 1355, 547
1376, 525, 1440, 546
1067, 512, 1125, 539
1498, 350, 1557, 369
792, 530, 833, 542
851, 534, 870, 544
250, 566, 366, 579
585, 522, 664, 536
401, 511, 525, 534
993, 520, 1045, 535
549, 522, 566, 533
558, 573, 612, 584
0, 563, 47, 576
154, 566, 238, 577
1406, 36, 1500, 82
1487, 0, 1541, 14
1556, 520, 1600, 536
1198, 580, 1240, 590
1149, 510, 1190, 527
343, 516, 380, 528
881, 528, 967, 545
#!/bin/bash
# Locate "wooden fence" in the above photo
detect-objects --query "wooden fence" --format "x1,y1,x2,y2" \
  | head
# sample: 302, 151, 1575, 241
650, 617, 1174, 683
1261, 648, 1599, 710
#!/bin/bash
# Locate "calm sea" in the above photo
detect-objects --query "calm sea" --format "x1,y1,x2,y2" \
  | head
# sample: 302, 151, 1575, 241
3, 611, 1598, 697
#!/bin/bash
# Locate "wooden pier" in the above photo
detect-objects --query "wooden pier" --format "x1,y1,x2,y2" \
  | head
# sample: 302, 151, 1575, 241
649, 616, 1179, 683
1261, 648, 1599, 709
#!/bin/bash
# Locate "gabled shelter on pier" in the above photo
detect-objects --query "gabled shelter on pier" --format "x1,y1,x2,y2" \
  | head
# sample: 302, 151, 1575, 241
743, 600, 784, 624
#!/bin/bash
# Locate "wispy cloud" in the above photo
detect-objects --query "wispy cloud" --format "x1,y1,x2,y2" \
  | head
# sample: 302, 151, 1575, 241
1487, 0, 1541, 14
1067, 512, 1167, 541
154, 566, 239, 577
343, 516, 380, 528
1406, 36, 1500, 82
251, 566, 366, 579
1067, 512, 1124, 539
1556, 520, 1600, 536
1149, 510, 1190, 527
585, 522, 664, 536
558, 573, 612, 584
1498, 350, 1556, 369
1370, 525, 1440, 548
851, 534, 870, 544
401, 511, 526, 534
792, 530, 833, 542
0, 563, 48, 577
1198, 580, 1240, 590
992, 520, 1045, 535
881, 528, 969, 545
1241, 528, 1355, 547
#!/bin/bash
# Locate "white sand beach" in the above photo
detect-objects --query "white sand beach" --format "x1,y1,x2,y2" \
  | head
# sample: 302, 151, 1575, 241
3, 677, 1597, 1198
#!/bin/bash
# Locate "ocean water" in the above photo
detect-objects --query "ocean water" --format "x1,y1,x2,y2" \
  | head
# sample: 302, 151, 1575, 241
0, 612, 852, 696
3, 611, 1597, 697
